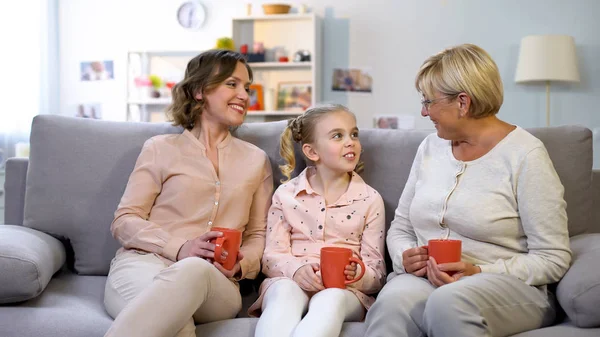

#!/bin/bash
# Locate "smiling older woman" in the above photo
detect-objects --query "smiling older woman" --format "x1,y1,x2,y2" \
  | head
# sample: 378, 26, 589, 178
364, 44, 572, 337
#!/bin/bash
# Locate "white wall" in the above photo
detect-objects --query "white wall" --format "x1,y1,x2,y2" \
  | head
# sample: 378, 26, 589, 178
60, 0, 600, 131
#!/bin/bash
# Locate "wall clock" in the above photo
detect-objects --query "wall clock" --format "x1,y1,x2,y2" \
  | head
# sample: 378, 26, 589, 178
177, 1, 207, 30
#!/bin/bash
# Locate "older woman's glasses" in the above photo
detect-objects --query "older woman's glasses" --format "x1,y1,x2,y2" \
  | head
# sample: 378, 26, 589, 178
420, 96, 449, 112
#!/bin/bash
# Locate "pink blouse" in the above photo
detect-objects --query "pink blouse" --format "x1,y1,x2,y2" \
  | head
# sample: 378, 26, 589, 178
111, 130, 273, 280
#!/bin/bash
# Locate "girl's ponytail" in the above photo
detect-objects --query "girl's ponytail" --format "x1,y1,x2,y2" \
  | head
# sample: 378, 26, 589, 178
279, 117, 301, 182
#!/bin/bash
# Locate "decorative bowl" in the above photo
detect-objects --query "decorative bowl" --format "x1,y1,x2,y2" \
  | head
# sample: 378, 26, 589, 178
262, 4, 291, 15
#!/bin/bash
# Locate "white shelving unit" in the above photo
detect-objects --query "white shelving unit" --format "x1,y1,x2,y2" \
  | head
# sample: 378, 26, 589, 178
232, 13, 322, 122
126, 50, 199, 123
126, 13, 322, 124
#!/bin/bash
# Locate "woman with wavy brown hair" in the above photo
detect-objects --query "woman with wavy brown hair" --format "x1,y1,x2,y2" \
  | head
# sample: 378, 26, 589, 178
103, 49, 273, 337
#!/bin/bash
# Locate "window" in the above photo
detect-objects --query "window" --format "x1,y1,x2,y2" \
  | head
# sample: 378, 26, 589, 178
0, 0, 57, 165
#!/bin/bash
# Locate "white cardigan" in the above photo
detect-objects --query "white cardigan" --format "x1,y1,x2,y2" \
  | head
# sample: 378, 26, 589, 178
387, 126, 572, 286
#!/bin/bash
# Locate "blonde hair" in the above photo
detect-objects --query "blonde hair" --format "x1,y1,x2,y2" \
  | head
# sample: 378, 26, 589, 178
415, 44, 503, 118
168, 49, 253, 130
279, 104, 363, 182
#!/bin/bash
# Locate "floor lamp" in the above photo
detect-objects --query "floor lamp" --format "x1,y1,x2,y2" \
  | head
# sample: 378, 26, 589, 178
515, 35, 580, 126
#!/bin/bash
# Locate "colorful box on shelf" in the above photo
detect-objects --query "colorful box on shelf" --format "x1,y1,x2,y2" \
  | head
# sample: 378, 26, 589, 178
245, 53, 265, 62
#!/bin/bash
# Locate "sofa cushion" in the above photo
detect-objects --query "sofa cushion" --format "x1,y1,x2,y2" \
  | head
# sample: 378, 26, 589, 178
24, 116, 182, 275
0, 271, 112, 337
0, 225, 66, 303
528, 126, 593, 236
511, 319, 600, 337
356, 128, 433, 235
233, 120, 306, 189
556, 233, 600, 328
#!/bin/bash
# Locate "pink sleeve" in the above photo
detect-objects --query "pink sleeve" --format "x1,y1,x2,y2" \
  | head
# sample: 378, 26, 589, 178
110, 139, 186, 261
261, 189, 306, 279
350, 193, 387, 294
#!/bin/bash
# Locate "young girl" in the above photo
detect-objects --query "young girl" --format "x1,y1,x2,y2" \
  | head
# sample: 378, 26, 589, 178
249, 104, 386, 337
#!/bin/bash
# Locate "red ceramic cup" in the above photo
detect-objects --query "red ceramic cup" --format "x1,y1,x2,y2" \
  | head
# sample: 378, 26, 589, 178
210, 227, 242, 270
427, 239, 462, 276
320, 247, 366, 289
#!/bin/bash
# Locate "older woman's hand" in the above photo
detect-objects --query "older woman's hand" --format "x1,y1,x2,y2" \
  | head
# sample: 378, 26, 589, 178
402, 246, 429, 277
426, 256, 481, 287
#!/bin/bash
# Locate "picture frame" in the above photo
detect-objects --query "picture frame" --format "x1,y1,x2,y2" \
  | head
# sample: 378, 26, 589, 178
80, 60, 114, 81
276, 82, 312, 111
332, 68, 373, 93
374, 115, 399, 129
248, 84, 264, 111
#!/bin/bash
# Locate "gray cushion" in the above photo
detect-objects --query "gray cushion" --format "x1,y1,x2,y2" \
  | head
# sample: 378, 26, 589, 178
23, 116, 182, 275
4, 158, 28, 226
0, 271, 112, 337
0, 225, 66, 303
528, 126, 593, 236
556, 233, 600, 328
511, 319, 600, 337
357, 128, 433, 236
233, 120, 306, 190
591, 170, 600, 234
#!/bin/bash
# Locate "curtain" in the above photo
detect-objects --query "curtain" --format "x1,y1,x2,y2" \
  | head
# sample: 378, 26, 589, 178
0, 0, 57, 165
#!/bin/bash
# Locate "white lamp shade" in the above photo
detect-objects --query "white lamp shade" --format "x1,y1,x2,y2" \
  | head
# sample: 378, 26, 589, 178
515, 35, 580, 83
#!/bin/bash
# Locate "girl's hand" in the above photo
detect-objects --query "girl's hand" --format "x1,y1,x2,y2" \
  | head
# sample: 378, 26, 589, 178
426, 257, 481, 287
344, 262, 358, 280
402, 246, 429, 277
293, 263, 325, 292
214, 251, 244, 279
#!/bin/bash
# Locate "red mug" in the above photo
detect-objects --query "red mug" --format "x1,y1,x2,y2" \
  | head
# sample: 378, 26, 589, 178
320, 247, 366, 289
210, 227, 242, 270
427, 239, 462, 276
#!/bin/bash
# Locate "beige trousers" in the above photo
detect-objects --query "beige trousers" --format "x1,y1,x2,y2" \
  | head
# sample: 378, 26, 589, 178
103, 251, 242, 337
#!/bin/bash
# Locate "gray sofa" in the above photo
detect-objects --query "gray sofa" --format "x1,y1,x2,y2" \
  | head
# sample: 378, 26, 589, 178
1, 115, 600, 337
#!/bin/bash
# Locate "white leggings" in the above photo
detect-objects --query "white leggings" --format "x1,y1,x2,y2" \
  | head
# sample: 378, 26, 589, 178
103, 251, 241, 337
255, 279, 365, 337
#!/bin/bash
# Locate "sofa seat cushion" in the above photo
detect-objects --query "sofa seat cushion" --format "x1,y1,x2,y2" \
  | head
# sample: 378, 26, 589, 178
511, 318, 600, 336
196, 318, 366, 337
0, 225, 66, 304
0, 271, 112, 337
556, 233, 600, 328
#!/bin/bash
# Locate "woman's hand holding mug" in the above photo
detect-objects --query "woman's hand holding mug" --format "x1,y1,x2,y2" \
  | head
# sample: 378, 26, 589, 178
427, 257, 481, 287
402, 246, 429, 277
177, 231, 225, 262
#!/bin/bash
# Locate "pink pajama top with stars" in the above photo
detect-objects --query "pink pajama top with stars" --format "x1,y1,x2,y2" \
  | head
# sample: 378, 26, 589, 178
248, 166, 386, 317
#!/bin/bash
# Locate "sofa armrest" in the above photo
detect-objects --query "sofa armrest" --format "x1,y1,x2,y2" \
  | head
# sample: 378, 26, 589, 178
0, 225, 66, 304
4, 157, 28, 226
556, 233, 600, 328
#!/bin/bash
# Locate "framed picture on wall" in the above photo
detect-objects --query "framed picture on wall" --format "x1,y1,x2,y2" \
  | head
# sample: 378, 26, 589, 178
80, 61, 114, 81
248, 84, 264, 111
374, 115, 398, 129
276, 82, 312, 111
